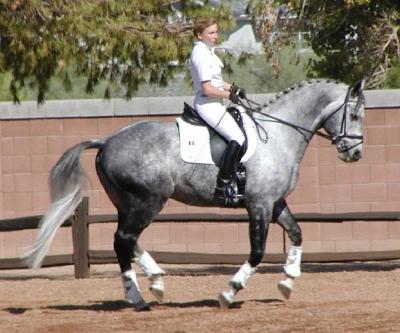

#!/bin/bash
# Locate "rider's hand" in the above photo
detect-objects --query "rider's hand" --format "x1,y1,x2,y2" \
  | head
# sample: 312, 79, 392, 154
229, 90, 240, 104
230, 84, 246, 101
237, 86, 246, 99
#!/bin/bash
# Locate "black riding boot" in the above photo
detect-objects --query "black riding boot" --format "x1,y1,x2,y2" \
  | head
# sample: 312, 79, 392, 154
215, 140, 242, 204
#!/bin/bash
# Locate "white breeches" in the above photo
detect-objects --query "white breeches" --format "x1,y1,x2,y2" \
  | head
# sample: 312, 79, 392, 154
195, 102, 245, 146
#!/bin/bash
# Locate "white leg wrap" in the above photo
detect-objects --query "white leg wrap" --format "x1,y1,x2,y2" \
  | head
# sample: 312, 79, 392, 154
219, 262, 256, 308
135, 251, 165, 277
121, 270, 148, 310
283, 245, 302, 278
231, 261, 256, 289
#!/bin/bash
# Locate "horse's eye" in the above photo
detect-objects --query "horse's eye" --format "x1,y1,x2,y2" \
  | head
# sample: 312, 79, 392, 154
350, 113, 359, 121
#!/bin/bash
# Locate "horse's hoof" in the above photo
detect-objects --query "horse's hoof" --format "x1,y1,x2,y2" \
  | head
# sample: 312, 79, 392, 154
134, 300, 151, 311
149, 275, 164, 302
277, 280, 292, 299
150, 285, 164, 303
218, 291, 234, 308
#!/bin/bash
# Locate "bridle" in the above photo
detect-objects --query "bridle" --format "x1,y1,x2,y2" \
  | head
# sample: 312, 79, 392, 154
324, 86, 365, 153
238, 86, 364, 152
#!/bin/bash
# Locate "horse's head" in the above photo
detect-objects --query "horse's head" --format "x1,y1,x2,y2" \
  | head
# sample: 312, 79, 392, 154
322, 80, 365, 162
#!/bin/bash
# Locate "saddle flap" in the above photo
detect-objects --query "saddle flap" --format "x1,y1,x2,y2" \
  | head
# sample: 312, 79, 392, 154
176, 117, 215, 164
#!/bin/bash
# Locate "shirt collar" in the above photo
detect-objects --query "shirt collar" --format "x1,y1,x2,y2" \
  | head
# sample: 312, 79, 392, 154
194, 40, 215, 54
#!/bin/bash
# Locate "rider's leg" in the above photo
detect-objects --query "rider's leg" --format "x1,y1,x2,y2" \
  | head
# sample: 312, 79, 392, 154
216, 140, 242, 198
195, 102, 245, 145
196, 102, 245, 201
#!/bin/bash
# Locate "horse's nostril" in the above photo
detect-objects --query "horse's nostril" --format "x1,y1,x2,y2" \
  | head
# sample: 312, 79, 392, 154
353, 150, 362, 160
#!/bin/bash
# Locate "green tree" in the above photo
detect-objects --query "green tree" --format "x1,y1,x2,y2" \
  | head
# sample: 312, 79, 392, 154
250, 0, 400, 88
0, 0, 234, 103
385, 59, 400, 88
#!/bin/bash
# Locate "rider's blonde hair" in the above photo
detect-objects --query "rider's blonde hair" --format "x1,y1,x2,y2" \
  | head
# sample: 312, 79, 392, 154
193, 17, 217, 38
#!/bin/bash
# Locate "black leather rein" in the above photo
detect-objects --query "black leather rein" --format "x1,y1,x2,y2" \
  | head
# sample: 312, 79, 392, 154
238, 87, 364, 151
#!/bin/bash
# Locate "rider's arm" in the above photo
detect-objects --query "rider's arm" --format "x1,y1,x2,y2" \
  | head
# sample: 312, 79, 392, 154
201, 81, 230, 99
222, 81, 232, 92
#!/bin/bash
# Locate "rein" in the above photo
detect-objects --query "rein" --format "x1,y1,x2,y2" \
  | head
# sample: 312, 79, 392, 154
238, 87, 364, 151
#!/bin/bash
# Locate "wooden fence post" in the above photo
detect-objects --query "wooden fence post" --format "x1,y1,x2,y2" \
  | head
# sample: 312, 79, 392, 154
72, 197, 90, 279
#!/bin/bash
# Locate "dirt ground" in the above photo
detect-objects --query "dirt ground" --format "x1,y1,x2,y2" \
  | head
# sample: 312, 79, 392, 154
0, 261, 399, 333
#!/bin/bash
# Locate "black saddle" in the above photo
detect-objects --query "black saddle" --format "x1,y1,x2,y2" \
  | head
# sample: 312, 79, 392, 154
182, 102, 247, 167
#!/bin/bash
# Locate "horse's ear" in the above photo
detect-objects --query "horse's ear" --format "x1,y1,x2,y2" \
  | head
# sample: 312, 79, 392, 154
350, 79, 365, 97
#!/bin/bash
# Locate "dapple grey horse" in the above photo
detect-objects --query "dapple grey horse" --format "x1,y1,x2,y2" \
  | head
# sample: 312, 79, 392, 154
25, 79, 365, 310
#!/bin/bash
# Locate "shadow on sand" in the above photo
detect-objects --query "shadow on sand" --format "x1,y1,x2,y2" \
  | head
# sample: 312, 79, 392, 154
164, 260, 400, 276
43, 299, 229, 311
3, 297, 284, 314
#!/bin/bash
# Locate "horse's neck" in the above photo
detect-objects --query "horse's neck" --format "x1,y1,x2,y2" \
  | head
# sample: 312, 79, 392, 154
260, 87, 337, 162
270, 92, 328, 141
276, 94, 325, 128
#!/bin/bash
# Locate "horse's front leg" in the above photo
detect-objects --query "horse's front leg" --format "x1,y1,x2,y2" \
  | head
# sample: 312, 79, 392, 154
218, 205, 271, 308
273, 199, 303, 299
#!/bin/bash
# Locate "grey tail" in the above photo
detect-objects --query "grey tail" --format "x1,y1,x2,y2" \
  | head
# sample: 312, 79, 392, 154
23, 139, 105, 269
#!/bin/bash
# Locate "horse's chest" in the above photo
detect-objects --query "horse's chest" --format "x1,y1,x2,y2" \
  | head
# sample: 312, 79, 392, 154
288, 163, 301, 191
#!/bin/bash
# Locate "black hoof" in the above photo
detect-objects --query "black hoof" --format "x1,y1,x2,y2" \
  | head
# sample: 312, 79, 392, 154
133, 301, 151, 311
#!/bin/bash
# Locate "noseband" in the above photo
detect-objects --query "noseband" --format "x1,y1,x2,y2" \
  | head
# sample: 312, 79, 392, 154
239, 86, 364, 152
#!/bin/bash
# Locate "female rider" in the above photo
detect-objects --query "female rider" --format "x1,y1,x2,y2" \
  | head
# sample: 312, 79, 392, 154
189, 17, 246, 202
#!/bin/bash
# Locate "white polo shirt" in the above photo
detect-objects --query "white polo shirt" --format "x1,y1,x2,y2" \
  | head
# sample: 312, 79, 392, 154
189, 40, 224, 106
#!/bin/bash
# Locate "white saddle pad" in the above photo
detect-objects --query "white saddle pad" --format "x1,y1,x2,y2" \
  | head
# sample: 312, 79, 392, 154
177, 111, 257, 165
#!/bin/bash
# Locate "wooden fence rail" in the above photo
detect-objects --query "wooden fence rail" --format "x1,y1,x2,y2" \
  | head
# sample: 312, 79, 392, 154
1, 197, 400, 278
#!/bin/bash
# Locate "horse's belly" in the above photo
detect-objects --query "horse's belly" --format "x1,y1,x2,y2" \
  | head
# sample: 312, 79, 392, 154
171, 170, 219, 206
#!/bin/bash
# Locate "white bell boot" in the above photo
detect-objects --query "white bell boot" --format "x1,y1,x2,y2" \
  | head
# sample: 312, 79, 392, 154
218, 287, 238, 308
218, 261, 256, 308
135, 251, 165, 302
149, 274, 165, 303
121, 270, 149, 311
277, 276, 295, 299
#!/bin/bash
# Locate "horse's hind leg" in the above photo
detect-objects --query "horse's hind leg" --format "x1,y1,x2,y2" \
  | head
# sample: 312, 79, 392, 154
114, 210, 149, 311
134, 246, 165, 303
273, 199, 303, 299
114, 203, 166, 310
95, 143, 172, 310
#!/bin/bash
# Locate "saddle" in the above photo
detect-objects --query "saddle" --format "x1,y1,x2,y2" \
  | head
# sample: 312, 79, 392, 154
180, 102, 248, 199
182, 103, 248, 164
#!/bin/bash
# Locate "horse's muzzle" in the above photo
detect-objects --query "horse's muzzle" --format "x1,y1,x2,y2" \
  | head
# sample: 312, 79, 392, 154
339, 147, 362, 162
350, 149, 362, 161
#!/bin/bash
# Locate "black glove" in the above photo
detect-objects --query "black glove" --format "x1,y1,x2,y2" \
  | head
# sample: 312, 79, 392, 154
229, 90, 240, 104
230, 84, 246, 99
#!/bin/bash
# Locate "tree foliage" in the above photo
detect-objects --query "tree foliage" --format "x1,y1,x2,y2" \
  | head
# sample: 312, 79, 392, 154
250, 0, 400, 88
0, 0, 234, 103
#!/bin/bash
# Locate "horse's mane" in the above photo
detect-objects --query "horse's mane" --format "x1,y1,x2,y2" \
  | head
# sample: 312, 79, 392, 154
264, 79, 341, 108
